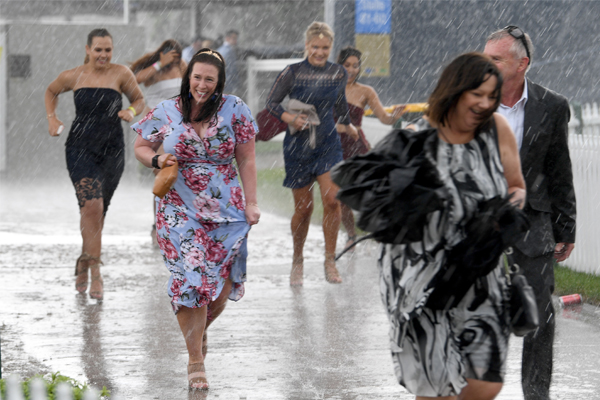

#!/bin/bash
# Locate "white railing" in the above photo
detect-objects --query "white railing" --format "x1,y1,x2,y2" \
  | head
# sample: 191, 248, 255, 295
566, 104, 600, 274
1, 375, 113, 400
245, 57, 303, 116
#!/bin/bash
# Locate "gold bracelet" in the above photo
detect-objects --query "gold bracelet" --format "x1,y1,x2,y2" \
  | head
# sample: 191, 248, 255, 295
246, 202, 259, 207
128, 106, 137, 117
47, 113, 55, 119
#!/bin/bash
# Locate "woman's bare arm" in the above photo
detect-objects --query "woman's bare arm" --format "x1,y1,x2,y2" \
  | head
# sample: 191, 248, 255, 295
235, 139, 260, 225
119, 66, 145, 122
365, 85, 404, 125
44, 69, 76, 136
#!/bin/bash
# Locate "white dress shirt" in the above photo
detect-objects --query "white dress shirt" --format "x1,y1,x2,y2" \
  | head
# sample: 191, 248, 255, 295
496, 79, 528, 150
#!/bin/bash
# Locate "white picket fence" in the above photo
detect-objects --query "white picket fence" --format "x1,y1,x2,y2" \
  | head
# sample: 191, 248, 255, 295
1, 375, 111, 400
566, 103, 600, 275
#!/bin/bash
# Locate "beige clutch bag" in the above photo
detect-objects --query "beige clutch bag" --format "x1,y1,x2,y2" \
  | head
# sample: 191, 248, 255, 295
153, 154, 179, 198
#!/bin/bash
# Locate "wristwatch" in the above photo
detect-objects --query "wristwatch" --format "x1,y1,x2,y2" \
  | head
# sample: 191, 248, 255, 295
152, 154, 161, 169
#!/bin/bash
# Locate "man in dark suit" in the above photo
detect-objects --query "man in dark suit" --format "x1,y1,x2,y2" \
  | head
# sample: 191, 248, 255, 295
484, 26, 577, 400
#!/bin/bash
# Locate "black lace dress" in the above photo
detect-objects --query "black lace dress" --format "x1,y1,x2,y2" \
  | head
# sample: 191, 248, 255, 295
65, 88, 125, 215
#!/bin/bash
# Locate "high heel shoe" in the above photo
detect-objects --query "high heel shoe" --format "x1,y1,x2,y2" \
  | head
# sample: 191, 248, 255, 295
188, 362, 209, 390
324, 253, 342, 284
290, 256, 304, 286
74, 253, 92, 293
88, 256, 104, 300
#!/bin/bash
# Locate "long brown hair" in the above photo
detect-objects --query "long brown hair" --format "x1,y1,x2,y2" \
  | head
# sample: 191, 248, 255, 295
179, 48, 226, 125
427, 52, 502, 129
84, 28, 112, 64
130, 39, 183, 73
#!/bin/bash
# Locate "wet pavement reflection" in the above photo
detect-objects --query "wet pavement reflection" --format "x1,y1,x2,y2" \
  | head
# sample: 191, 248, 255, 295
2, 182, 600, 399
79, 297, 111, 392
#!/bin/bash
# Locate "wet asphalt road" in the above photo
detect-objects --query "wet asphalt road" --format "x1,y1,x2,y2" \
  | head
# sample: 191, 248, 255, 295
2, 181, 600, 400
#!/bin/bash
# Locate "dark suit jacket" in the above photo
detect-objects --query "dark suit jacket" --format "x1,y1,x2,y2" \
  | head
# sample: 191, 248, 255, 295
516, 79, 577, 257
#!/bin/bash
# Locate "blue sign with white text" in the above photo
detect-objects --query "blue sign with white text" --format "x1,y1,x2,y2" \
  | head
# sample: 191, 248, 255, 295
355, 0, 391, 34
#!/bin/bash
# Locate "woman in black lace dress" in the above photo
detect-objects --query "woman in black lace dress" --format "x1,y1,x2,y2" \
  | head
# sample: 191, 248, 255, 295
45, 29, 145, 300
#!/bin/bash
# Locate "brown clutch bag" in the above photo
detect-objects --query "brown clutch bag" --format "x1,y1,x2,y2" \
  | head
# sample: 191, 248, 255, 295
152, 153, 179, 198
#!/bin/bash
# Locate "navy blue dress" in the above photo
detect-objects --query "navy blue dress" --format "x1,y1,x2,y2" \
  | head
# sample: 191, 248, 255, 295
65, 88, 125, 215
266, 59, 350, 188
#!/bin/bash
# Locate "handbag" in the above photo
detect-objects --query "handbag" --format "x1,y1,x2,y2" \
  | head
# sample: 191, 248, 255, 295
503, 249, 539, 336
287, 99, 321, 149
152, 153, 179, 198
255, 108, 287, 141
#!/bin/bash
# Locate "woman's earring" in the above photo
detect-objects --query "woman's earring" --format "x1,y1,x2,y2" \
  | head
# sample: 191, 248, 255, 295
188, 92, 192, 99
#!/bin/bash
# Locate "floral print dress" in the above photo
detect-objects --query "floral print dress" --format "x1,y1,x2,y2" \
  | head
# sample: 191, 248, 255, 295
132, 95, 258, 313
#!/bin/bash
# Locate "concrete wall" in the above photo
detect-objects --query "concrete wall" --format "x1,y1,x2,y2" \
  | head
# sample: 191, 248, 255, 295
3, 23, 145, 181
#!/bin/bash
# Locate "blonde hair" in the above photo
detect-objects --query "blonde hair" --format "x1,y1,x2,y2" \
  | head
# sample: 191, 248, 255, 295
305, 22, 334, 44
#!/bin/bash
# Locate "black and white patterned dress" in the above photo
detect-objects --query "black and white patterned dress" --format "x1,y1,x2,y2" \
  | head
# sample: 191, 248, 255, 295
378, 121, 510, 397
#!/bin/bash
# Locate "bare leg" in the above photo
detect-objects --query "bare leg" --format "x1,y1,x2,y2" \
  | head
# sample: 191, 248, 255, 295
80, 197, 104, 258
341, 203, 357, 248
290, 185, 314, 285
458, 378, 503, 400
77, 197, 105, 298
316, 172, 342, 283
176, 279, 233, 389
177, 305, 209, 389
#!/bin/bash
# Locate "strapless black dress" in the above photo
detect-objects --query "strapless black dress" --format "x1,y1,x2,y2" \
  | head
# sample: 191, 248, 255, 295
65, 88, 124, 215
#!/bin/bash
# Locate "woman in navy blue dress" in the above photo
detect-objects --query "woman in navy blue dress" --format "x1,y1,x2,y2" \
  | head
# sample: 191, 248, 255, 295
266, 22, 358, 286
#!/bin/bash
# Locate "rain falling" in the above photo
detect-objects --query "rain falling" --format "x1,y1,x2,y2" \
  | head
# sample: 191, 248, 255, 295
1, 1, 600, 399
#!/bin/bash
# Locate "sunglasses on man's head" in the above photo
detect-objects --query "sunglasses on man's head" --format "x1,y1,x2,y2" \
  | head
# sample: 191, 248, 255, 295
503, 25, 531, 63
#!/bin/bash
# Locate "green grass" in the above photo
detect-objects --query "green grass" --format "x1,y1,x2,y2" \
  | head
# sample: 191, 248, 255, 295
254, 139, 328, 224
555, 265, 600, 306
0, 372, 110, 399
256, 167, 325, 225
255, 140, 284, 154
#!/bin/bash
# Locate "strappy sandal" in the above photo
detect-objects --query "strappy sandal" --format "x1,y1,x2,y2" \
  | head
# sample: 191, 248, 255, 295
74, 253, 91, 293
290, 256, 304, 286
202, 331, 208, 359
88, 256, 104, 300
188, 362, 209, 390
324, 253, 342, 284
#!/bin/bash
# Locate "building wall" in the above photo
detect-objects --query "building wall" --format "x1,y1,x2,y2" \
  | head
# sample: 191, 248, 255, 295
333, 0, 600, 106
3, 23, 145, 181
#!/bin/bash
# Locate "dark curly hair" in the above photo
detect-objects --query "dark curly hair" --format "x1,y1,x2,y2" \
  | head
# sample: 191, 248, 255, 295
179, 48, 226, 125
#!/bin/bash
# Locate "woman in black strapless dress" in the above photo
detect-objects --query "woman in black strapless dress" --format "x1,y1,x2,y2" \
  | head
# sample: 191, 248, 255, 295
44, 29, 145, 300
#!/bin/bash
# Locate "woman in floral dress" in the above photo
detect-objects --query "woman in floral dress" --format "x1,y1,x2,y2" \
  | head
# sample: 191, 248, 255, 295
133, 49, 259, 390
